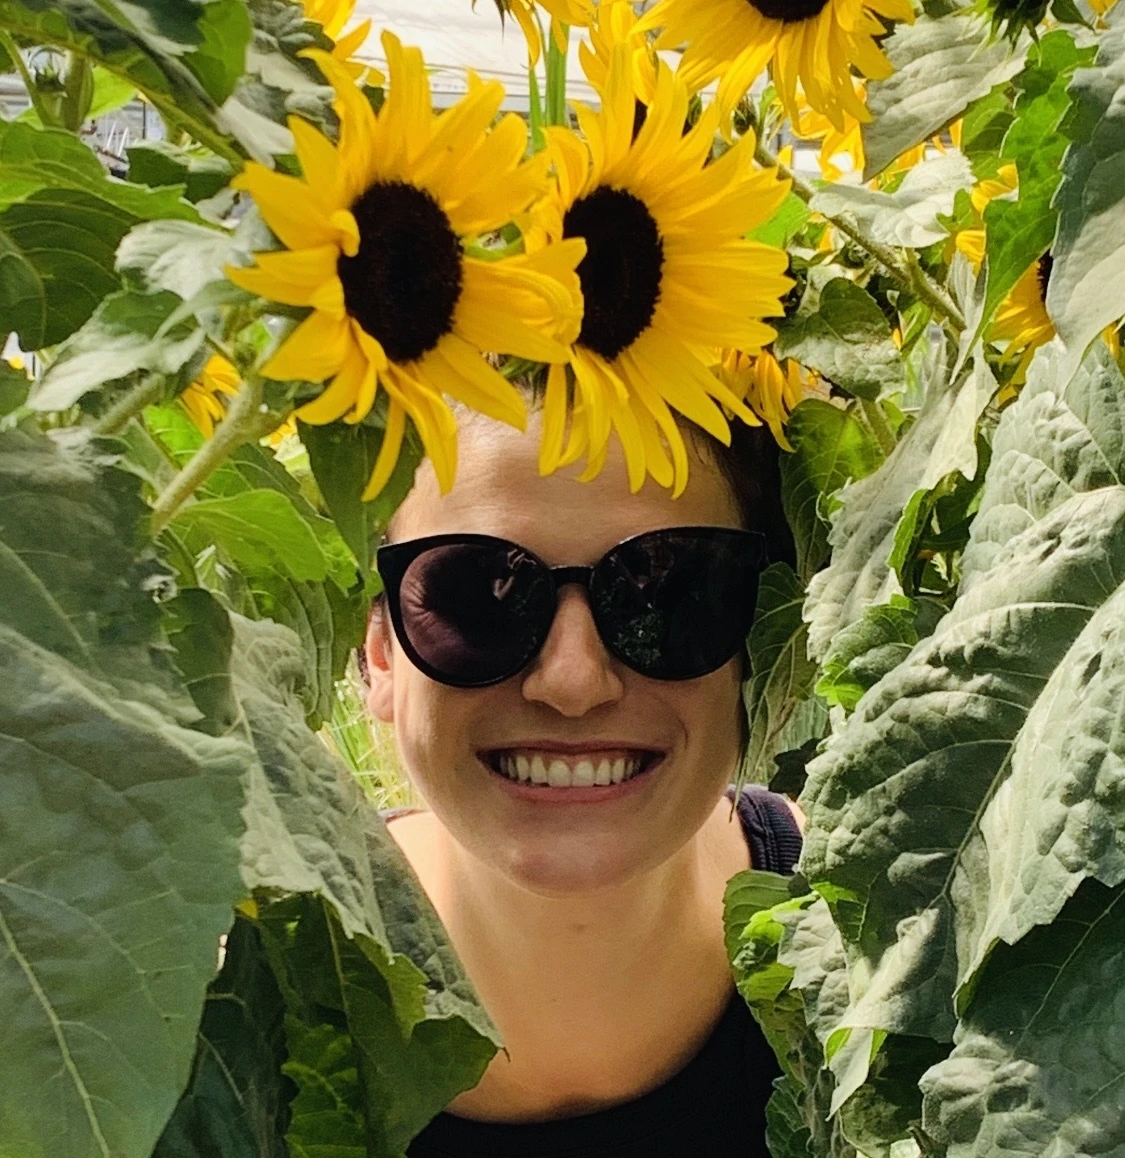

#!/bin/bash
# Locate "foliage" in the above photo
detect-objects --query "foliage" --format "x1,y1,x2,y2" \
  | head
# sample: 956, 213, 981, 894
4, 0, 1125, 1155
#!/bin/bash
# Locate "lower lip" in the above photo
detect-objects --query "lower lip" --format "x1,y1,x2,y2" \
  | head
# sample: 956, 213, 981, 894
484, 757, 665, 803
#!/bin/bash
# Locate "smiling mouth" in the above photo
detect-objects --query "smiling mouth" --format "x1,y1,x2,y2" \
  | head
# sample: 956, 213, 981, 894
481, 749, 663, 789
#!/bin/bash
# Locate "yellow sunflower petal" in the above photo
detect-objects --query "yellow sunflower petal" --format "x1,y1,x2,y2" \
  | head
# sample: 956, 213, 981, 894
422, 336, 528, 431
262, 309, 353, 382
362, 397, 408, 500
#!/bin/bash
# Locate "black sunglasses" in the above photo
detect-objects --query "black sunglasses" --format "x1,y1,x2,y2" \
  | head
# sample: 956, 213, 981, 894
375, 526, 768, 688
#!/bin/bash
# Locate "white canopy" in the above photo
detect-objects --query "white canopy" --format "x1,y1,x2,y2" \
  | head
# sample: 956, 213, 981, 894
353, 1, 599, 108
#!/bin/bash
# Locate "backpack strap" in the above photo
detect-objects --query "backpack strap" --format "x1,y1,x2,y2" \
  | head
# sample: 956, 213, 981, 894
723, 784, 803, 875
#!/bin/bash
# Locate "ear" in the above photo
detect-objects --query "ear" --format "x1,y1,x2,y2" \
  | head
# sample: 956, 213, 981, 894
364, 600, 395, 723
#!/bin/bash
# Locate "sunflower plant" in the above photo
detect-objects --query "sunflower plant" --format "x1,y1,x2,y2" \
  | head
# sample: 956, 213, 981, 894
4, 0, 1125, 1155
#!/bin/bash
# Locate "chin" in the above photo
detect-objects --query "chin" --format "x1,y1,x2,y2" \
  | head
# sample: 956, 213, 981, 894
495, 836, 654, 899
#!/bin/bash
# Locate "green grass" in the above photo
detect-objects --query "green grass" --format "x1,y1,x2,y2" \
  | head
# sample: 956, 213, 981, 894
320, 659, 422, 812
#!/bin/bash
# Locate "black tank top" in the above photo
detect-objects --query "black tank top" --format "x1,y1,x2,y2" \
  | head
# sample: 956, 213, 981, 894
402, 784, 803, 1157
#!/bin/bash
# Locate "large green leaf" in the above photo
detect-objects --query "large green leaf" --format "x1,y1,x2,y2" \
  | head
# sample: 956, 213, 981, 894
0, 431, 247, 1158
29, 289, 205, 412
920, 880, 1125, 1156
740, 564, 820, 787
978, 31, 1094, 340
780, 398, 886, 583
126, 139, 233, 204
799, 344, 1125, 1067
774, 279, 907, 401
863, 14, 1028, 179
812, 153, 973, 250
1046, 19, 1125, 381
804, 347, 991, 661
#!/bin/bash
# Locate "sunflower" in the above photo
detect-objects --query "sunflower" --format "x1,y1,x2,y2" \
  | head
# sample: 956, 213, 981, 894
534, 47, 793, 497
715, 348, 814, 450
498, 0, 595, 66
301, 0, 376, 78
578, 1, 658, 107
226, 32, 584, 500
636, 0, 914, 131
181, 353, 241, 438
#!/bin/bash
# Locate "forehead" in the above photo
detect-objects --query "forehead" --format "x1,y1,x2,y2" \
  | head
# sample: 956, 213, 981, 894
390, 412, 742, 564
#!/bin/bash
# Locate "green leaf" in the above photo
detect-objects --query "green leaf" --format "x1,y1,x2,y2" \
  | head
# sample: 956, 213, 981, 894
282, 1018, 366, 1158
780, 398, 886, 582
863, 14, 1029, 179
0, 118, 198, 219
815, 595, 924, 713
0, 359, 29, 416
804, 348, 992, 660
29, 289, 204, 411
152, 916, 292, 1158
0, 120, 199, 349
300, 418, 423, 575
724, 869, 797, 963
812, 153, 974, 249
954, 572, 1125, 998
0, 0, 243, 163
0, 430, 247, 1158
127, 138, 233, 203
958, 87, 1015, 170
163, 586, 239, 737
740, 564, 820, 787
799, 340, 1125, 1064
748, 192, 812, 249
920, 880, 1125, 1155
172, 490, 333, 585
775, 279, 907, 401
961, 342, 1125, 579
979, 31, 1094, 339
1046, 19, 1125, 380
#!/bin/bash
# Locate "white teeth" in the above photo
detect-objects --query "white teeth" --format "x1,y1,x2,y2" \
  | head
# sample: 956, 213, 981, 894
494, 751, 649, 787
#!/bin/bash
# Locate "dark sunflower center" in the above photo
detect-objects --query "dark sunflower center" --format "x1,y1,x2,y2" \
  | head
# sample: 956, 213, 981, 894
563, 186, 664, 361
1036, 252, 1053, 303
337, 181, 462, 364
745, 0, 830, 22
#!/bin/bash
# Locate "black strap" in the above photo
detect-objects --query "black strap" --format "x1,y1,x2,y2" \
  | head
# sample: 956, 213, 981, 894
724, 784, 803, 875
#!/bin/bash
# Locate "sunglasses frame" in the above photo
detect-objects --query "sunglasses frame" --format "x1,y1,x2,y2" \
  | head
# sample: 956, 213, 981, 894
376, 525, 768, 689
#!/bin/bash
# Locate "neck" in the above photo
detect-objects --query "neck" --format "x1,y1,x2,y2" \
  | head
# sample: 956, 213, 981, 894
426, 799, 746, 1121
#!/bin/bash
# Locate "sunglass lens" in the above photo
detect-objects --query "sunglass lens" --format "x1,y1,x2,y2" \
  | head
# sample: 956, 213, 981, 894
398, 541, 555, 685
591, 530, 763, 679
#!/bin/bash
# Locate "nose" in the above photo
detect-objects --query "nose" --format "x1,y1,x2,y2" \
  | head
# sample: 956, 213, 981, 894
520, 586, 625, 716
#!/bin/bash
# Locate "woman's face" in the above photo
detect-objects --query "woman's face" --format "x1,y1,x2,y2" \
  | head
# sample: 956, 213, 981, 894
365, 412, 746, 897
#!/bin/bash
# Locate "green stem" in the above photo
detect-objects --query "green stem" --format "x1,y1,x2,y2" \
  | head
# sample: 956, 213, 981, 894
545, 21, 568, 126
149, 377, 280, 534
527, 65, 547, 153
754, 139, 967, 333
92, 374, 165, 436
860, 397, 897, 457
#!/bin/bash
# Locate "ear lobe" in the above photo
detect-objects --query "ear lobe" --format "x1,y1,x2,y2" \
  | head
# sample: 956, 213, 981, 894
364, 602, 395, 723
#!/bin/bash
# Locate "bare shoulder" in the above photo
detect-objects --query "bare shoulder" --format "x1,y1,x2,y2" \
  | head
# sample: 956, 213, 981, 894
383, 809, 442, 889
783, 796, 807, 832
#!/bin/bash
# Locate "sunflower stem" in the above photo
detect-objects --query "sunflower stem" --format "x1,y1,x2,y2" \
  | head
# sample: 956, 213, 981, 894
546, 21, 569, 126
149, 376, 281, 535
754, 140, 967, 333
93, 373, 167, 436
859, 396, 897, 458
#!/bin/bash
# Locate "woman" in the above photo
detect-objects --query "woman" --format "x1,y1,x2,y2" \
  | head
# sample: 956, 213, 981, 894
362, 397, 803, 1155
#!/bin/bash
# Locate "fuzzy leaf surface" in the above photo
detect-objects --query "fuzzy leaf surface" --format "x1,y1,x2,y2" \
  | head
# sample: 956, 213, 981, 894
863, 14, 1028, 179
0, 431, 246, 1158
